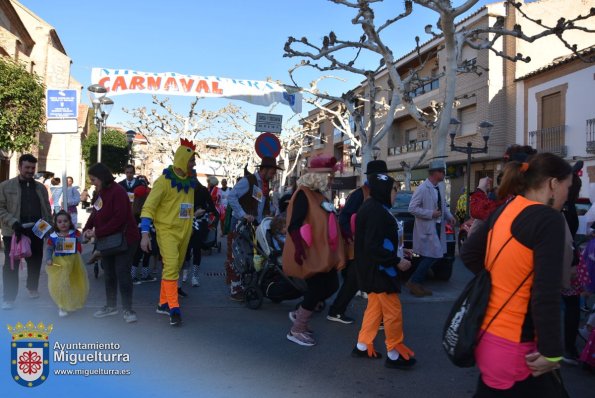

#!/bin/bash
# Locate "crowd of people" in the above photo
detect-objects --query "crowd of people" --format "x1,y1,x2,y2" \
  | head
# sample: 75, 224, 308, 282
1, 142, 594, 395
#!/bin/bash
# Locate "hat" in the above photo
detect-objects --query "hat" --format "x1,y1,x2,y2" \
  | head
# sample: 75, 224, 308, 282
258, 156, 283, 170
308, 154, 339, 173
428, 159, 446, 173
133, 185, 150, 197
365, 160, 388, 175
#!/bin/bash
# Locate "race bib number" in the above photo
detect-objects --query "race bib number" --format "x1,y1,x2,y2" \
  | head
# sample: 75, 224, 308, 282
252, 185, 263, 203
127, 192, 135, 203
32, 219, 52, 239
55, 237, 76, 254
179, 203, 193, 219
94, 197, 103, 210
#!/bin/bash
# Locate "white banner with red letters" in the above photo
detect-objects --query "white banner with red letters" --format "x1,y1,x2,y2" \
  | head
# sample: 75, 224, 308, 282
91, 68, 301, 113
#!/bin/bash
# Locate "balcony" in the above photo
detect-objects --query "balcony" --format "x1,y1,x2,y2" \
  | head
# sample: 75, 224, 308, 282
587, 118, 595, 154
528, 125, 567, 158
387, 140, 430, 156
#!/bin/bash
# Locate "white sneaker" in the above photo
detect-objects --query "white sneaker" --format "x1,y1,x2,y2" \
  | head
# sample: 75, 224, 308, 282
28, 290, 40, 299
2, 301, 14, 310
191, 276, 200, 287
58, 309, 68, 317
182, 269, 188, 283
123, 310, 138, 323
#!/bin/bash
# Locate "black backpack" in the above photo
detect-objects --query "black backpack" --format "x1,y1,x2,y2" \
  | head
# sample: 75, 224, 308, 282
442, 205, 533, 368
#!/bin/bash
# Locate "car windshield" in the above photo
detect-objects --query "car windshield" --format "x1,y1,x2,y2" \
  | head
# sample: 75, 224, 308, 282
392, 191, 413, 211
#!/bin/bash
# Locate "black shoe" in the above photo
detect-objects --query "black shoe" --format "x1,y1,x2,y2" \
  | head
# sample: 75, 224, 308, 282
177, 287, 188, 298
385, 355, 416, 369
169, 309, 182, 326
156, 303, 170, 315
351, 346, 382, 359
327, 313, 355, 324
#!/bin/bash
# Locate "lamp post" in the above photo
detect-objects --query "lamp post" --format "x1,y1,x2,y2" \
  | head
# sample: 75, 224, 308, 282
449, 118, 493, 218
87, 84, 113, 163
300, 158, 307, 176
126, 130, 136, 164
348, 144, 361, 172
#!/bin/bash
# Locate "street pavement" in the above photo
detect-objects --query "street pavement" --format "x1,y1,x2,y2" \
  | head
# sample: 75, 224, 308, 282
1, 219, 594, 397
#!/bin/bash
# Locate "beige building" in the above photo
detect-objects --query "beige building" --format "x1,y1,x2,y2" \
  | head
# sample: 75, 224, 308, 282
0, 0, 86, 186
300, 0, 594, 208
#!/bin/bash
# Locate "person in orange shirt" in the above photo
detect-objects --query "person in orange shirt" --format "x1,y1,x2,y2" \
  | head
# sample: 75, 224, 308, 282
461, 153, 572, 396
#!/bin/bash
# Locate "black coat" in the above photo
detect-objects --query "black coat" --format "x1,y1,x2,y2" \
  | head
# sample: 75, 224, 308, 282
354, 197, 402, 294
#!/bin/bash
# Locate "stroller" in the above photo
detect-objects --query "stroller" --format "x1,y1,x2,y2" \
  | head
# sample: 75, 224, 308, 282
232, 217, 306, 309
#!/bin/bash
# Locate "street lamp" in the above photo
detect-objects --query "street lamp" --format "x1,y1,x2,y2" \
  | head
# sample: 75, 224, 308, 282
373, 146, 381, 160
449, 118, 493, 218
87, 84, 113, 163
348, 144, 361, 172
126, 130, 136, 162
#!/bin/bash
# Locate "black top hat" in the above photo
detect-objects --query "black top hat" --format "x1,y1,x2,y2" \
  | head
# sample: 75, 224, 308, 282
365, 160, 388, 175
258, 156, 283, 170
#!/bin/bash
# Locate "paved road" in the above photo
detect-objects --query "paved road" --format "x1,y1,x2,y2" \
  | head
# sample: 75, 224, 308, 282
1, 232, 593, 397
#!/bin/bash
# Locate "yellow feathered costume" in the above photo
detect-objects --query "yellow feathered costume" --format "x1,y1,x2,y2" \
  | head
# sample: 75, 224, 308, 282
141, 139, 196, 314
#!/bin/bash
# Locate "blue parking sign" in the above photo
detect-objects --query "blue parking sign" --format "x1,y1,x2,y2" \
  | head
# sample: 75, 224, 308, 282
46, 89, 78, 119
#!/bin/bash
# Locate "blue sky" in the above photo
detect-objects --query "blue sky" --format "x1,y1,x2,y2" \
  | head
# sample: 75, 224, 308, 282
18, 0, 492, 132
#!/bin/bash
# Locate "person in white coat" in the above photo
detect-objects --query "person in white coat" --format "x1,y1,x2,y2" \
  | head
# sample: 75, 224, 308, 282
407, 159, 455, 297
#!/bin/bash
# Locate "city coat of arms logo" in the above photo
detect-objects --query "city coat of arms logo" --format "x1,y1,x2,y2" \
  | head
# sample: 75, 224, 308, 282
7, 321, 53, 387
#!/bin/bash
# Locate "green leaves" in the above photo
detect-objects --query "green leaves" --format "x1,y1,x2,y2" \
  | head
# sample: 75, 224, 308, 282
0, 58, 45, 153
81, 127, 130, 174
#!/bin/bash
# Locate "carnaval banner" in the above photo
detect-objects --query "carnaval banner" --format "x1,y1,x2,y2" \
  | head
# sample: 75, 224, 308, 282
91, 68, 301, 113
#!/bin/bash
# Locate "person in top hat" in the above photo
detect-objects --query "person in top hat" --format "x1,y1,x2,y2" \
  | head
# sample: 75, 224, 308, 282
283, 154, 345, 346
225, 156, 282, 301
407, 159, 455, 297
326, 159, 389, 325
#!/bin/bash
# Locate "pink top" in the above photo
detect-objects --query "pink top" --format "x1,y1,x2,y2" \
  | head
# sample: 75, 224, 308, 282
475, 330, 536, 390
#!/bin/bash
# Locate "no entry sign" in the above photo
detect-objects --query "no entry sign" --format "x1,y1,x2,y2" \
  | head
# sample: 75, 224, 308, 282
254, 133, 281, 159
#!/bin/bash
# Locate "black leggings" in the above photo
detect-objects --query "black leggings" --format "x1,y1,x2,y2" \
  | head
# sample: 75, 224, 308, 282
185, 224, 209, 266
301, 270, 339, 312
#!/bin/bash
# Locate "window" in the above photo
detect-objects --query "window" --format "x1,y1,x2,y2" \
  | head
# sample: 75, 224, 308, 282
406, 128, 417, 144
460, 106, 477, 136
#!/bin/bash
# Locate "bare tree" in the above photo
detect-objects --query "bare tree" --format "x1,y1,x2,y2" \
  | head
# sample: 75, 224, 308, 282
284, 0, 595, 184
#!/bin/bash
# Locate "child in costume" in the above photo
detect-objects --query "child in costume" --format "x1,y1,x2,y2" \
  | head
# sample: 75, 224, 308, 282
45, 210, 89, 317
140, 139, 197, 327
352, 173, 416, 369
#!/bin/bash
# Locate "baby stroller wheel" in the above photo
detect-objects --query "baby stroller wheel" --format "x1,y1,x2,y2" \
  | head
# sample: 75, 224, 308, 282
244, 286, 263, 310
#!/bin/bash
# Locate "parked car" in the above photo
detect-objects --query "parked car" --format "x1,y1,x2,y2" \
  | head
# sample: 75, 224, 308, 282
389, 191, 456, 281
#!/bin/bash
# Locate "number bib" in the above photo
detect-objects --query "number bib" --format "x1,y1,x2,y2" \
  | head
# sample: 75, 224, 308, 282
179, 203, 193, 219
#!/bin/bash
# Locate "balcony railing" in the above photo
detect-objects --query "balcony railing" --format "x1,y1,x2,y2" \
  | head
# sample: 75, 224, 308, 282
528, 125, 567, 158
587, 118, 595, 154
387, 140, 430, 156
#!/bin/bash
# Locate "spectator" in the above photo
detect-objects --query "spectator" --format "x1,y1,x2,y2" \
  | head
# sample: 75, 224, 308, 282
83, 163, 140, 323
0, 154, 52, 308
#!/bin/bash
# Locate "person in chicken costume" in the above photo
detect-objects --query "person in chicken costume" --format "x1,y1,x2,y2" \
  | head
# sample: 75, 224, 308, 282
140, 138, 197, 327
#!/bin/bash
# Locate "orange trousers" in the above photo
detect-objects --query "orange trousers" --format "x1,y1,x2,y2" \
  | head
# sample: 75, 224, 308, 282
357, 292, 414, 359
159, 279, 179, 310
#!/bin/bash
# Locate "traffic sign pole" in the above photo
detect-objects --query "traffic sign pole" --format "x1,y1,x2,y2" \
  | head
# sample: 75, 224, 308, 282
46, 88, 78, 211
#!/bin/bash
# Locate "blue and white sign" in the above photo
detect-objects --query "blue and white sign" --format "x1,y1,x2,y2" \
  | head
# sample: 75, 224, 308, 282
46, 89, 78, 119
